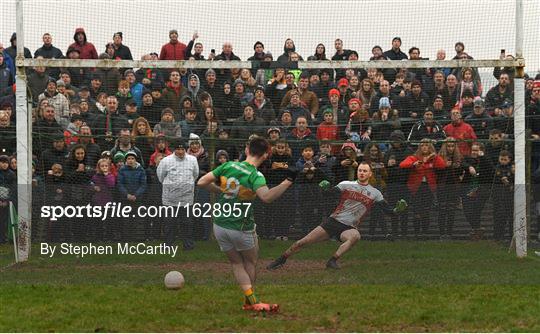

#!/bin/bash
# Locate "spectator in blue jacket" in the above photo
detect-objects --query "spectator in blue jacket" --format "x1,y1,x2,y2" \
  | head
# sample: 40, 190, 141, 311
124, 69, 143, 107
117, 151, 147, 240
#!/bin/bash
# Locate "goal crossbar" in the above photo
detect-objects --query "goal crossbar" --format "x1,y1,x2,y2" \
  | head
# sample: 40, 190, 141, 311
22, 58, 523, 69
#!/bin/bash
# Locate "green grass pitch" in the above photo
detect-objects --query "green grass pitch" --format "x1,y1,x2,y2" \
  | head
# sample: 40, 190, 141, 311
1, 240, 540, 332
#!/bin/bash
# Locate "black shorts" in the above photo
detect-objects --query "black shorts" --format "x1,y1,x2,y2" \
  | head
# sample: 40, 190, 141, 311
320, 217, 355, 241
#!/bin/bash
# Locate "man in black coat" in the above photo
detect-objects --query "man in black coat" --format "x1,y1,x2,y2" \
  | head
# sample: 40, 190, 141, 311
464, 98, 494, 140
33, 105, 64, 156
384, 130, 414, 237
5, 33, 32, 60
34, 33, 64, 79
407, 109, 446, 146
383, 37, 408, 60
91, 96, 129, 149
40, 135, 68, 176
111, 32, 133, 60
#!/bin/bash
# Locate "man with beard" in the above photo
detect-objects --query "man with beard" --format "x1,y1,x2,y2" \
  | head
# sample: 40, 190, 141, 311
110, 128, 145, 168
67, 28, 98, 59
26, 57, 49, 105
277, 38, 302, 65
162, 70, 187, 114
33, 105, 63, 155
465, 98, 494, 140
91, 96, 129, 149
407, 109, 446, 146
383, 37, 408, 60
280, 73, 319, 119
38, 79, 70, 129
485, 73, 513, 113
287, 116, 317, 160
268, 162, 407, 270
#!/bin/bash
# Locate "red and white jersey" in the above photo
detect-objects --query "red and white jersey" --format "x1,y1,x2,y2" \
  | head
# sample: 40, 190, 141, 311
330, 181, 384, 226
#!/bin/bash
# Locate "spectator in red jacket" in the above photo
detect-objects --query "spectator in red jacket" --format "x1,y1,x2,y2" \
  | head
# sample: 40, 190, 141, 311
159, 29, 187, 60
67, 28, 98, 60
316, 108, 339, 141
443, 108, 477, 156
399, 138, 446, 237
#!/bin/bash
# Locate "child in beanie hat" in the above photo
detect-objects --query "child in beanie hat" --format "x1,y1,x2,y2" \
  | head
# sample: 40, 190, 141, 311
188, 133, 201, 146
112, 152, 126, 176
216, 149, 229, 166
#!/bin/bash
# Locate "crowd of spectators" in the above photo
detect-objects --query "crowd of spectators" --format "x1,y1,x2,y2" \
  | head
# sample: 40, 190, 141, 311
1, 29, 540, 244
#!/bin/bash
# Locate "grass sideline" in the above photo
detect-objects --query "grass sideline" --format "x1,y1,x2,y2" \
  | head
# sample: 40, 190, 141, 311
1, 240, 540, 332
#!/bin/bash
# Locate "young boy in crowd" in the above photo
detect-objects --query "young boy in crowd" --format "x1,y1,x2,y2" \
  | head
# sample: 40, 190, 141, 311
117, 151, 147, 241
44, 163, 66, 241
492, 150, 514, 241
295, 145, 325, 234
484, 128, 514, 166
113, 152, 125, 176
215, 129, 237, 161
315, 141, 337, 182
179, 108, 201, 137
64, 114, 84, 145
124, 100, 141, 126
265, 139, 295, 240
267, 127, 281, 143
116, 80, 133, 113
297, 159, 327, 235
145, 152, 166, 240
216, 150, 229, 166
317, 109, 339, 141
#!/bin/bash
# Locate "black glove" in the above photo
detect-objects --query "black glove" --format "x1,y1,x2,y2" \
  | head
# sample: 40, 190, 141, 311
285, 167, 299, 182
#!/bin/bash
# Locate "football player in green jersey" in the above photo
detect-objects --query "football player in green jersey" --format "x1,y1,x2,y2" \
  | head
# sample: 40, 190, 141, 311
198, 137, 297, 313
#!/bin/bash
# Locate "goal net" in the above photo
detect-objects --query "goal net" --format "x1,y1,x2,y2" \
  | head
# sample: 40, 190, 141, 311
1, 0, 539, 260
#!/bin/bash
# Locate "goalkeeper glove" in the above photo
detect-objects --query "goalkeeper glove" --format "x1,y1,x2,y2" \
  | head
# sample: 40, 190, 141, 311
319, 180, 331, 191
393, 199, 408, 213
285, 167, 299, 182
